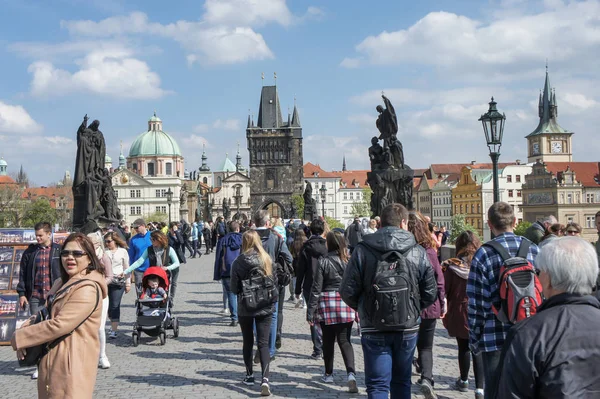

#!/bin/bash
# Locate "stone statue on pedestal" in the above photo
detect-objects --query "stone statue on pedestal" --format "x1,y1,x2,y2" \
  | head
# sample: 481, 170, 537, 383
72, 115, 122, 233
368, 95, 413, 216
223, 197, 231, 221
289, 199, 298, 219
303, 181, 316, 221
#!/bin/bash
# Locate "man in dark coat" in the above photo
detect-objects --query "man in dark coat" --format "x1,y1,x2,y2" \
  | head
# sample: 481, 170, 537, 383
497, 237, 600, 398
295, 217, 328, 359
345, 217, 364, 253
523, 215, 557, 245
203, 222, 213, 254
168, 222, 185, 263
214, 221, 242, 326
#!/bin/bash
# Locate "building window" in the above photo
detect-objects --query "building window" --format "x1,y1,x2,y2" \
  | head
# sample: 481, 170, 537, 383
147, 163, 155, 177
507, 175, 512, 183
586, 215, 595, 228
567, 215, 574, 223
517, 190, 522, 197
516, 175, 521, 183
130, 206, 142, 215
132, 163, 138, 172
135, 190, 141, 198
587, 193, 595, 203
166, 163, 172, 176
130, 190, 135, 198
217, 176, 222, 187
343, 193, 347, 200
156, 190, 161, 197
567, 193, 573, 204
114, 190, 118, 198
508, 189, 514, 198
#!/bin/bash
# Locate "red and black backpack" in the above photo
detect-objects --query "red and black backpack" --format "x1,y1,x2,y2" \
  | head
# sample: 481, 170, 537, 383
483, 240, 543, 324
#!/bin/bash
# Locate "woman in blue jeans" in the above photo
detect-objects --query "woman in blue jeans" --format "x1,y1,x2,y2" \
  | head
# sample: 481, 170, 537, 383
103, 232, 131, 338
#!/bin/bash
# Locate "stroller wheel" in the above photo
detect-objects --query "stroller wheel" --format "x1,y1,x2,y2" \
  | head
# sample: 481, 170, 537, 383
159, 332, 166, 345
132, 332, 139, 347
173, 317, 180, 338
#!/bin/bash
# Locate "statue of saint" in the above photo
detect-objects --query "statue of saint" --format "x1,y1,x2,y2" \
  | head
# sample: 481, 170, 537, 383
388, 133, 405, 169
289, 200, 298, 219
74, 114, 105, 188
376, 95, 398, 142
223, 197, 231, 220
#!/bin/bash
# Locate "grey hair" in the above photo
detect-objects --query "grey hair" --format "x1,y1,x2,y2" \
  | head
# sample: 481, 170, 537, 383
541, 215, 558, 225
253, 210, 270, 228
537, 237, 599, 295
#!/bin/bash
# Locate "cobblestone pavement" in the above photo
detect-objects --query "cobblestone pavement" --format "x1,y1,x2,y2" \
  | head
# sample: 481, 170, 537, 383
0, 253, 474, 399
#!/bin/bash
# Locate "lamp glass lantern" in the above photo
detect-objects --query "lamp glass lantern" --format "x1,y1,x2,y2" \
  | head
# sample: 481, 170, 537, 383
479, 97, 506, 154
166, 188, 173, 223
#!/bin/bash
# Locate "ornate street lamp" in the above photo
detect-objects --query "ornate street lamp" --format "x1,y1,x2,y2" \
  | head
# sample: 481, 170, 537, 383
166, 188, 173, 224
320, 183, 327, 218
479, 97, 506, 204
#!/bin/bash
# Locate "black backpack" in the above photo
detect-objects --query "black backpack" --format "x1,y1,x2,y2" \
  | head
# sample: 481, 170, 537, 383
240, 267, 279, 311
364, 247, 421, 331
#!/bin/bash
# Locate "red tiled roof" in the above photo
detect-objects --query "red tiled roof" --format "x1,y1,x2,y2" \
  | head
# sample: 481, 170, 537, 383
0, 175, 16, 184
23, 186, 73, 209
543, 162, 600, 187
413, 168, 428, 177
338, 170, 369, 189
413, 177, 422, 188
303, 162, 340, 178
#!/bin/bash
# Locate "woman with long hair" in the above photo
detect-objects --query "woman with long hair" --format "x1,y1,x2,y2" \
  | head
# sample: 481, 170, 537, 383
12, 233, 108, 398
87, 231, 113, 369
103, 231, 130, 338
306, 231, 358, 393
230, 230, 277, 396
408, 211, 446, 399
289, 228, 307, 306
123, 231, 180, 300
442, 230, 484, 398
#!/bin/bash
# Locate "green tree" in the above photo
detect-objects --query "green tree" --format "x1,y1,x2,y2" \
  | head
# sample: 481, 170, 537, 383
0, 184, 25, 227
514, 221, 532, 237
144, 211, 168, 224
324, 216, 344, 229
291, 194, 304, 219
21, 199, 58, 227
449, 214, 480, 244
350, 187, 372, 217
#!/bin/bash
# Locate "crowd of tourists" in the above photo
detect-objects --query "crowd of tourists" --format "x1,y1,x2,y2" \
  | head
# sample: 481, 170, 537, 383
9, 204, 600, 398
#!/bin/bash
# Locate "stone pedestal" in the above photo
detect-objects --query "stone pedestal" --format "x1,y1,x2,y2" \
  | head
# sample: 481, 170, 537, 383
368, 165, 414, 216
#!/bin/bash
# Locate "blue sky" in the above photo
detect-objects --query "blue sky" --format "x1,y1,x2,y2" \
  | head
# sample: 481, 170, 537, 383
1, 0, 599, 185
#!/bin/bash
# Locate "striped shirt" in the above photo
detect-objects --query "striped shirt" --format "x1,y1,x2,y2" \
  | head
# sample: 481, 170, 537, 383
467, 232, 538, 353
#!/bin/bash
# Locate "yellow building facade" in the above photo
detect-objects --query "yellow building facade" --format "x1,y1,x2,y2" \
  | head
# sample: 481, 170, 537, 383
452, 166, 489, 237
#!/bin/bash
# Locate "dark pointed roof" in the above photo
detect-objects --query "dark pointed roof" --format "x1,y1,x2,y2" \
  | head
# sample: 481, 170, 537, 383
342, 155, 347, 172
257, 85, 283, 129
526, 68, 572, 138
291, 104, 301, 127
247, 114, 251, 128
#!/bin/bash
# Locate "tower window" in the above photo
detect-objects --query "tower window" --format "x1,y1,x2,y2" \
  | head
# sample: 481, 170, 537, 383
203, 177, 208, 184
166, 163, 172, 176
147, 163, 155, 177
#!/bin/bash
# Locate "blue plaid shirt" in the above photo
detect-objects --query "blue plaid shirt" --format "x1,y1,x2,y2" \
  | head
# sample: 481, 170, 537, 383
467, 232, 539, 353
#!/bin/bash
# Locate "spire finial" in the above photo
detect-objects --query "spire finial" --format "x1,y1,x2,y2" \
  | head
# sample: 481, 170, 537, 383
203, 142, 205, 153
120, 140, 123, 152
546, 58, 548, 72
261, 72, 264, 86
274, 71, 277, 85
294, 95, 297, 106
237, 141, 240, 154
153, 109, 156, 117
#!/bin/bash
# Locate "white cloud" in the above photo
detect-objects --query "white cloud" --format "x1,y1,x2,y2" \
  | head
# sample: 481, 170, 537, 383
342, 1, 600, 77
27, 47, 167, 99
213, 119, 240, 131
0, 101, 42, 134
304, 134, 368, 171
181, 134, 212, 149
202, 0, 293, 27
340, 57, 361, 68
561, 93, 598, 111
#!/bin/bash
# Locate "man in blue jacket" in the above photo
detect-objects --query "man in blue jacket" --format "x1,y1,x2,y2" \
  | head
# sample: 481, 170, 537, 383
128, 218, 152, 295
214, 221, 242, 326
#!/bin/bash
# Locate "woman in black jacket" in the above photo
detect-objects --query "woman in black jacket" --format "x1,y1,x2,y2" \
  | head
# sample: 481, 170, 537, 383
306, 231, 358, 393
230, 230, 277, 396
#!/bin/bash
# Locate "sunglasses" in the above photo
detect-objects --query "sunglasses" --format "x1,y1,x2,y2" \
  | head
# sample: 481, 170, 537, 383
104, 240, 113, 243
60, 250, 88, 258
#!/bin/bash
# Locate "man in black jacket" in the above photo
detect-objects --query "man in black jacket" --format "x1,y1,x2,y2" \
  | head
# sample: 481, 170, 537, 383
340, 203, 437, 398
254, 210, 293, 359
295, 217, 328, 359
497, 237, 600, 398
16, 222, 62, 314
203, 222, 213, 254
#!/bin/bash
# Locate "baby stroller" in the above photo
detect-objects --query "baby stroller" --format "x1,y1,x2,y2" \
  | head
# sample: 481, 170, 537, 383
132, 266, 180, 346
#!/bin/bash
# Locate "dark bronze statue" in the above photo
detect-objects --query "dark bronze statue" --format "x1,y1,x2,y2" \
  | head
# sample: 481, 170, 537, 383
303, 181, 316, 221
289, 199, 298, 219
223, 197, 231, 221
72, 115, 121, 233
369, 136, 385, 170
376, 95, 398, 142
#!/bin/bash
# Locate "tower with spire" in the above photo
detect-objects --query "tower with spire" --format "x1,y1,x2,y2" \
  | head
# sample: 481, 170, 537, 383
342, 155, 347, 172
526, 65, 574, 163
118, 141, 126, 169
246, 74, 304, 217
198, 143, 212, 186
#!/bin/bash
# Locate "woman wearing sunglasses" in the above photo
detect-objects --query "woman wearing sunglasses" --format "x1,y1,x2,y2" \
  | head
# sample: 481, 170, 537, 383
11, 233, 108, 399
103, 232, 131, 338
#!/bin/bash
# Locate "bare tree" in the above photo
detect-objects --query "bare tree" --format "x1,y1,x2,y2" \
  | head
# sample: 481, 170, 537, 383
0, 183, 25, 227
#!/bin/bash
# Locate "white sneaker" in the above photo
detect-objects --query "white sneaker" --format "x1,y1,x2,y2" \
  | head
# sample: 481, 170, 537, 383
222, 308, 229, 315
98, 356, 111, 369
109, 330, 117, 339
31, 369, 38, 379
347, 372, 358, 393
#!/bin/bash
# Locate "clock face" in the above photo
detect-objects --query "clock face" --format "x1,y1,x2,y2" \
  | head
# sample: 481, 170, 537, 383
532, 142, 540, 155
551, 141, 563, 154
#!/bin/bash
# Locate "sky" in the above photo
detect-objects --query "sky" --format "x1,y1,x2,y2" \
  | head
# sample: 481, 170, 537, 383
0, 0, 599, 185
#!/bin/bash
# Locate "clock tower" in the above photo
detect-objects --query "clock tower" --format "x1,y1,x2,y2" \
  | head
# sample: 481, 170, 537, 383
526, 67, 573, 163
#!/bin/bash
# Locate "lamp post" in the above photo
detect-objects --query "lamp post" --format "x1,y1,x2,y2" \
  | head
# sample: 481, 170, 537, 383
479, 97, 506, 204
319, 183, 327, 218
166, 188, 173, 224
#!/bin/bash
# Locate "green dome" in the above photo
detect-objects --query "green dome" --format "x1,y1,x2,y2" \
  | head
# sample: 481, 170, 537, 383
105, 154, 112, 163
129, 129, 182, 157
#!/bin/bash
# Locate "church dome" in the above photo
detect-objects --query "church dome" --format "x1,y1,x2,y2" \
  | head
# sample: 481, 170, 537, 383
128, 112, 182, 158
105, 154, 112, 164
0, 157, 7, 167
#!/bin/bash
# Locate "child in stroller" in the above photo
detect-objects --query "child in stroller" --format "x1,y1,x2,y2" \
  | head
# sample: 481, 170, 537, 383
132, 266, 179, 346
